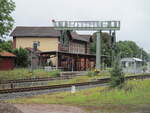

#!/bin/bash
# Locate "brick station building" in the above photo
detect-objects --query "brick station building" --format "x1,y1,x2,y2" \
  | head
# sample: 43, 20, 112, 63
11, 27, 104, 71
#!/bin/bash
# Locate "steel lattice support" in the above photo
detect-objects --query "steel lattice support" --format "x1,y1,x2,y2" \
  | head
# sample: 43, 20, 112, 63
52, 20, 120, 70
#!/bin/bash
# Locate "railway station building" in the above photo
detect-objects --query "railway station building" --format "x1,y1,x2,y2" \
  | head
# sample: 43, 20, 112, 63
10, 27, 102, 71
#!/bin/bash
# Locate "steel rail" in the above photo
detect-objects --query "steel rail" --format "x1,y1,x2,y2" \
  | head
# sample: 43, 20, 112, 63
0, 76, 73, 84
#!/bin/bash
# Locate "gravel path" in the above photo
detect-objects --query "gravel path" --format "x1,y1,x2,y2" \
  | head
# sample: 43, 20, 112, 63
14, 104, 86, 113
0, 83, 108, 100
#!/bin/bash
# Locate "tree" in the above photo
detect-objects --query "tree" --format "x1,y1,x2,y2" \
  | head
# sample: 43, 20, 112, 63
0, 40, 12, 52
90, 32, 114, 67
12, 48, 29, 67
110, 56, 125, 88
90, 37, 149, 67
0, 0, 15, 38
116, 41, 149, 61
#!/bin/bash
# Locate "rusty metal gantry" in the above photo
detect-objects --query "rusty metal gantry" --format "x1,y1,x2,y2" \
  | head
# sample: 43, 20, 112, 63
52, 20, 120, 70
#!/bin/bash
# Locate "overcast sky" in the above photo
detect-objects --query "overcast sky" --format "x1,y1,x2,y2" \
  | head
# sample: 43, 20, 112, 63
11, 0, 150, 51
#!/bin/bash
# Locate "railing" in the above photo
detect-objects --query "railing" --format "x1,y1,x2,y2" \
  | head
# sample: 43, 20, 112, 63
58, 43, 69, 52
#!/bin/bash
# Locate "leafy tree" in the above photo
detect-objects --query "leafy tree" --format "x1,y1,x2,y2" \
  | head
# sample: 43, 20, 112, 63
0, 40, 12, 52
116, 41, 149, 61
90, 35, 149, 67
91, 32, 112, 54
90, 32, 114, 67
0, 0, 15, 38
12, 48, 29, 67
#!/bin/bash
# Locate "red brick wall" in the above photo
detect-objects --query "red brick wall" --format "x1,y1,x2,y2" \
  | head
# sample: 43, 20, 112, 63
13, 37, 16, 49
0, 58, 15, 70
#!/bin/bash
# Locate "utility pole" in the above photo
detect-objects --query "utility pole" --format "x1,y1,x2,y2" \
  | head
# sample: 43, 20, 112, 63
111, 31, 116, 67
96, 31, 101, 70
141, 48, 143, 60
30, 41, 40, 71
30, 48, 33, 72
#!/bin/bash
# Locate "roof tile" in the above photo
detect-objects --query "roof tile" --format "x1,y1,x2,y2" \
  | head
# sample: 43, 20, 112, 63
0, 51, 16, 57
10, 27, 91, 42
10, 27, 60, 37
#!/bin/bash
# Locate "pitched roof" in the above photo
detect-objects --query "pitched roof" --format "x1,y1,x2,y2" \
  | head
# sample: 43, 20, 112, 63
0, 51, 16, 57
121, 57, 143, 62
10, 27, 60, 37
79, 35, 92, 42
10, 26, 91, 42
71, 32, 91, 42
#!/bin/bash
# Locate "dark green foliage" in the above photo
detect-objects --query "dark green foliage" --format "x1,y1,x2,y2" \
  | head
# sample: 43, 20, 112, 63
116, 41, 149, 61
12, 48, 29, 67
90, 32, 112, 66
0, 40, 12, 52
0, 0, 15, 38
110, 58, 125, 88
90, 34, 149, 67
90, 32, 112, 55
86, 71, 98, 77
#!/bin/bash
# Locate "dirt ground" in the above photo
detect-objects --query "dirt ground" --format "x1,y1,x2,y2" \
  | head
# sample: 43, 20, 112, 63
2, 103, 150, 113
14, 104, 87, 113
0, 103, 23, 113
80, 104, 150, 113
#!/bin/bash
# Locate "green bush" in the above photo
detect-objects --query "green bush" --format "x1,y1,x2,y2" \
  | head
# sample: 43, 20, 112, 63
86, 70, 99, 77
47, 70, 60, 77
110, 59, 125, 88
12, 48, 29, 67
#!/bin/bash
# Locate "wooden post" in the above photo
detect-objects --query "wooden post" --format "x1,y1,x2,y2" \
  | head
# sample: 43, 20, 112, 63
56, 52, 58, 69
84, 57, 87, 71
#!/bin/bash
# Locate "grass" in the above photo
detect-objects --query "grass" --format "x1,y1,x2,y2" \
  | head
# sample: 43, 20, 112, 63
0, 67, 148, 81
0, 68, 60, 80
47, 71, 111, 86
0, 68, 149, 86
0, 68, 111, 84
125, 72, 150, 77
5, 79, 150, 113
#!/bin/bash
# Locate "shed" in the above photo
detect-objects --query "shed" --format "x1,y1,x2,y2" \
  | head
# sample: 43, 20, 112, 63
120, 57, 143, 74
0, 51, 16, 70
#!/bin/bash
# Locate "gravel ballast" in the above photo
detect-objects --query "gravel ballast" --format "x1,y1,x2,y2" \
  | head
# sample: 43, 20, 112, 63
0, 83, 108, 100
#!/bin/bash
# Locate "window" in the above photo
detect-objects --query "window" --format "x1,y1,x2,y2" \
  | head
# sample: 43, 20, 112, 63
33, 41, 40, 50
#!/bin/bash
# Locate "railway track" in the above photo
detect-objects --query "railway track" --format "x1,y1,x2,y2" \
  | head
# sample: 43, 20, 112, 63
0, 72, 87, 84
0, 74, 150, 94
0, 76, 74, 84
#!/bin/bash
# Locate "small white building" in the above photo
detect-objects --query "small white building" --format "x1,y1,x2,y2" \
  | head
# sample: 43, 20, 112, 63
120, 57, 143, 74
